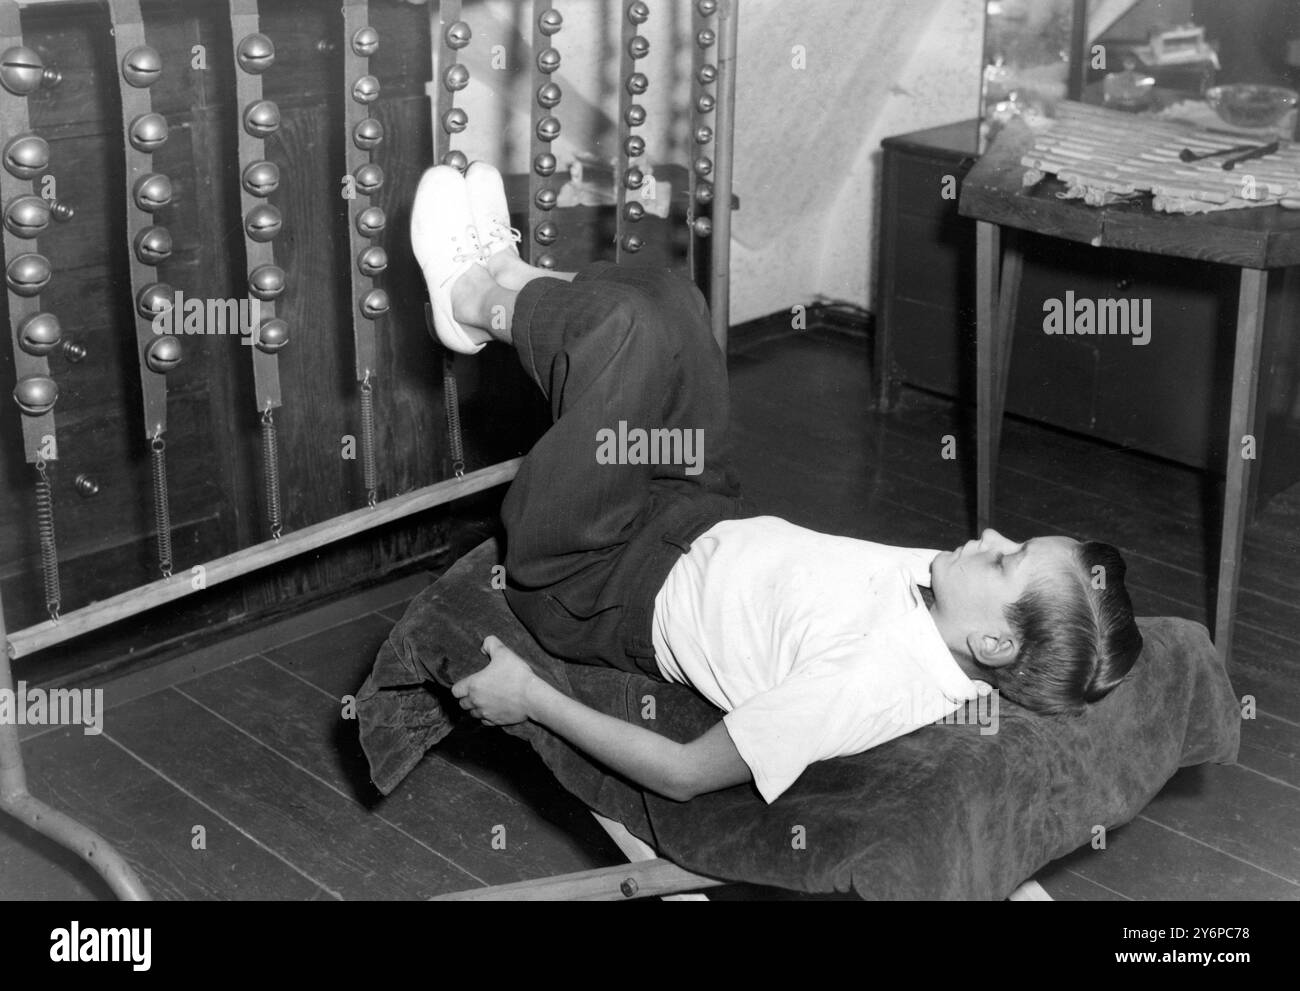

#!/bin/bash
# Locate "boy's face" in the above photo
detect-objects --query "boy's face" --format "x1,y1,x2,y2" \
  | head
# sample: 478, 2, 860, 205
929, 529, 1079, 667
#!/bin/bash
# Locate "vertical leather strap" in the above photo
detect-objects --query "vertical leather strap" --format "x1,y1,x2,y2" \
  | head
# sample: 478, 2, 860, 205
107, 0, 174, 439
2, 0, 58, 461
229, 0, 282, 413
528, 0, 560, 269
689, 0, 720, 283
615, 0, 645, 264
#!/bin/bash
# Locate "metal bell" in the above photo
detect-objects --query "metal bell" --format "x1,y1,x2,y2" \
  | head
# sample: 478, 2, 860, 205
242, 160, 280, 197
136, 282, 175, 320
18, 312, 61, 356
536, 253, 556, 270
698, 0, 719, 15
537, 48, 561, 74
695, 124, 714, 145
692, 215, 712, 237
352, 26, 379, 57
628, 36, 649, 59
536, 115, 561, 142
4, 134, 49, 179
245, 204, 282, 242
354, 163, 383, 195
353, 118, 384, 150
248, 264, 286, 300
697, 92, 716, 113
697, 29, 716, 48
255, 318, 289, 353
698, 63, 718, 84
6, 253, 51, 296
134, 173, 173, 212
237, 33, 275, 74
129, 112, 169, 153
624, 166, 644, 189
444, 21, 472, 50
694, 156, 714, 177
534, 221, 558, 246
535, 187, 557, 211
134, 225, 173, 265
621, 233, 643, 253
442, 108, 468, 134
444, 64, 469, 92
13, 375, 57, 415
625, 104, 646, 127
538, 9, 563, 35
627, 1, 650, 25
0, 46, 44, 96
536, 81, 562, 108
442, 150, 468, 171
360, 288, 390, 319
695, 180, 714, 204
122, 45, 162, 87
4, 195, 50, 238
625, 135, 645, 157
534, 153, 557, 177
146, 335, 182, 373
352, 74, 380, 104
244, 100, 281, 138
623, 200, 644, 222
357, 245, 388, 276
626, 72, 648, 95
355, 206, 385, 237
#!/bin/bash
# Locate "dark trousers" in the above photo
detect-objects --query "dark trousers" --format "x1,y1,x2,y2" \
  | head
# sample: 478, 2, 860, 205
501, 262, 747, 678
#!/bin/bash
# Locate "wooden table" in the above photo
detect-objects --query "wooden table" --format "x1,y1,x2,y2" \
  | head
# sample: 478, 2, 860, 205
958, 118, 1300, 664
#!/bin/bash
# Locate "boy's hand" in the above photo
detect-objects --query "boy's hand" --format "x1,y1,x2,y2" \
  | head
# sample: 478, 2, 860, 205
450, 636, 537, 726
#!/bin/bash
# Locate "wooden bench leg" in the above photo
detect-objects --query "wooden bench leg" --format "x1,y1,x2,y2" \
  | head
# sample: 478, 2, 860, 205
1215, 268, 1269, 666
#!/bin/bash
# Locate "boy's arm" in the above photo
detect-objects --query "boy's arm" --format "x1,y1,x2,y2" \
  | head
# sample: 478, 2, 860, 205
453, 637, 751, 802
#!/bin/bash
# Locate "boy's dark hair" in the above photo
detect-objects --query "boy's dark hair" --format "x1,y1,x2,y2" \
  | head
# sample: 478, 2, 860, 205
994, 541, 1143, 714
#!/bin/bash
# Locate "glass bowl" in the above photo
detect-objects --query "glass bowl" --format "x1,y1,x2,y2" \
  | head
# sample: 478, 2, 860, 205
1205, 84, 1299, 128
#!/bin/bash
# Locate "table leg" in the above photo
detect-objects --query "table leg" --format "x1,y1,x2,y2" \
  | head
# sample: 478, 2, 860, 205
1215, 268, 1269, 666
976, 221, 1018, 532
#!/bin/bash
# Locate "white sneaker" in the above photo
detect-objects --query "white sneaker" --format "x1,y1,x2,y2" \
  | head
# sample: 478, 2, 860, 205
410, 165, 487, 354
464, 161, 521, 262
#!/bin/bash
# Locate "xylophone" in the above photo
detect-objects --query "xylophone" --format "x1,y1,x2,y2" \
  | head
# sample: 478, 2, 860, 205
1020, 101, 1300, 213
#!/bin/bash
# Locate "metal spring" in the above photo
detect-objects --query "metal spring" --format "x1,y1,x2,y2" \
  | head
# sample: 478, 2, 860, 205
151, 435, 173, 578
443, 352, 465, 477
34, 461, 61, 621
261, 408, 283, 539
360, 376, 378, 507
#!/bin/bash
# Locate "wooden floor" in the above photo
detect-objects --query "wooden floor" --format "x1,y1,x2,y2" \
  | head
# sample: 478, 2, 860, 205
2, 324, 1298, 899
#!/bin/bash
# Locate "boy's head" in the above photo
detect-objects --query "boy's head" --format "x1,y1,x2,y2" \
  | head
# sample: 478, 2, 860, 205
928, 529, 1142, 714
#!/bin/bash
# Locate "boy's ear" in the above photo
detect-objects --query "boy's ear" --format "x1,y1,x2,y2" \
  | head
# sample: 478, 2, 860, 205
966, 632, 1017, 669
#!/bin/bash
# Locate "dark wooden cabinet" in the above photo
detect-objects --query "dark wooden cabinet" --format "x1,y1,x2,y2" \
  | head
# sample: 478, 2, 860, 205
877, 120, 1300, 502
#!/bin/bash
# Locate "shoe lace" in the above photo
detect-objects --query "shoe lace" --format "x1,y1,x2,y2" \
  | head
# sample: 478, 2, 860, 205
484, 217, 522, 248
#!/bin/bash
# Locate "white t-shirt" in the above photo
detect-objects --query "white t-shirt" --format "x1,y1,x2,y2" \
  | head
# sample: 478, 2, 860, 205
651, 516, 979, 803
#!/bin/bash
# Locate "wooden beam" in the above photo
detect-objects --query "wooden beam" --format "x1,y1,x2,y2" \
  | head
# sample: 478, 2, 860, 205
5, 459, 521, 659
432, 857, 726, 901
